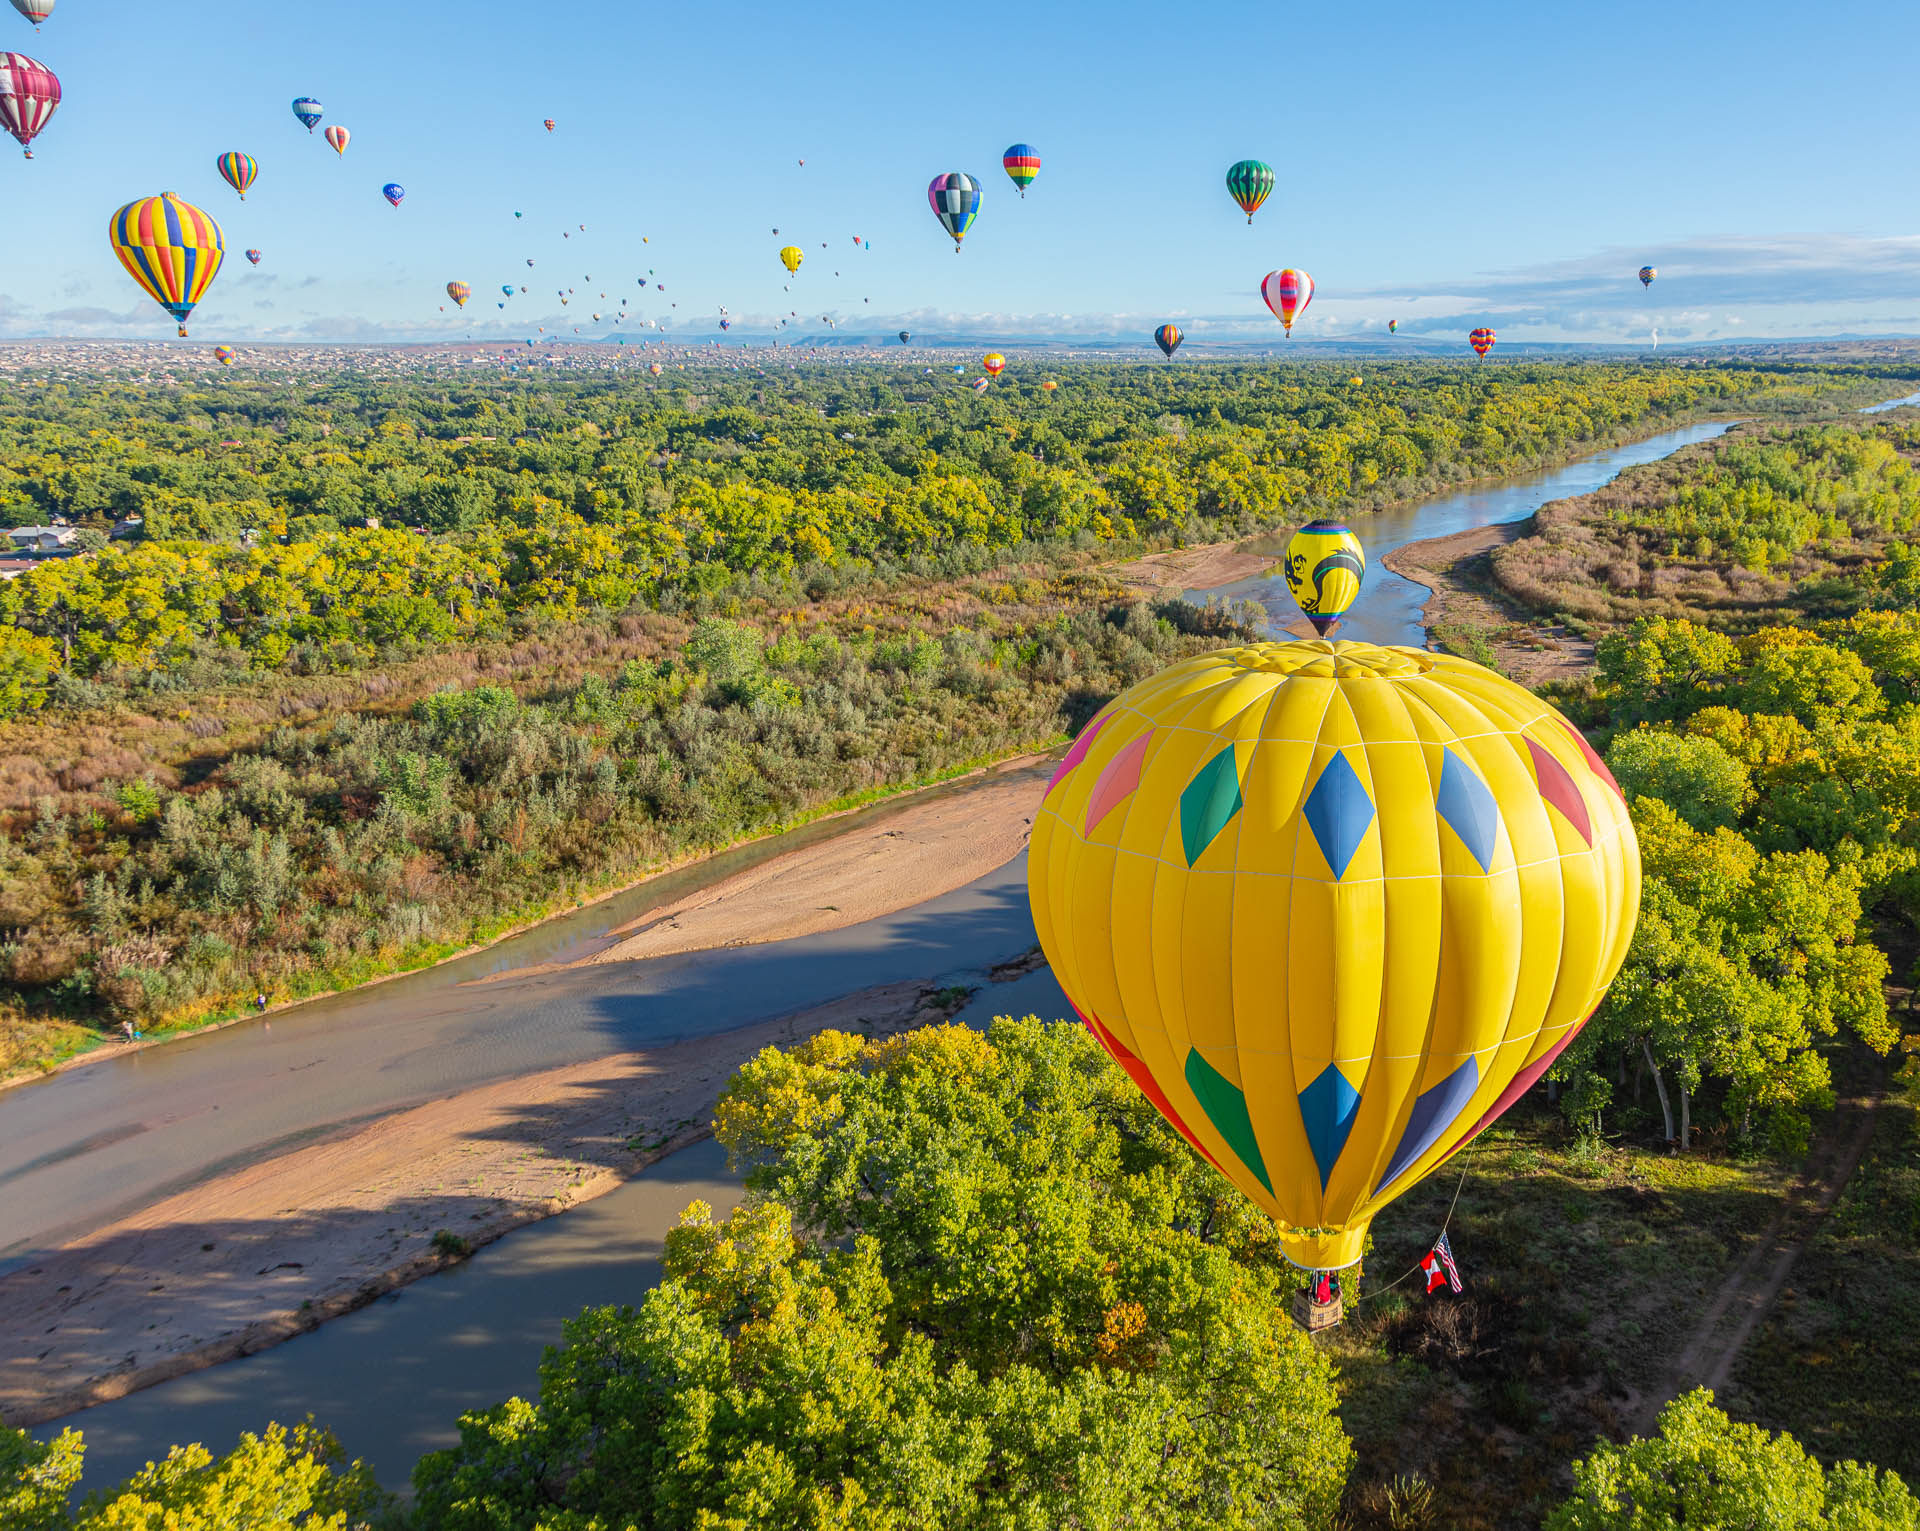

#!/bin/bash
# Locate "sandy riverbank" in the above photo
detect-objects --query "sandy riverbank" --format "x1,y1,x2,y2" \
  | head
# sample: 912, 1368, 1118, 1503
1109, 540, 1276, 595
1383, 519, 1596, 686
0, 978, 968, 1429
569, 765, 1046, 969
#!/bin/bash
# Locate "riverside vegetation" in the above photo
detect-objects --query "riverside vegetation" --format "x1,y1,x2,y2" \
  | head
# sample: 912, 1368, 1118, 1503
9, 372, 1920, 1526
0, 357, 1897, 1069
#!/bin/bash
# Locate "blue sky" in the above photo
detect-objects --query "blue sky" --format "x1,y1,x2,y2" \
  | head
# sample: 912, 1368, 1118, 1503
3, 0, 1918, 345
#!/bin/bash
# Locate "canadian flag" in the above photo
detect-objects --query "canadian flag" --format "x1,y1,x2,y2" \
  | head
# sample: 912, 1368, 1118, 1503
1421, 1232, 1463, 1294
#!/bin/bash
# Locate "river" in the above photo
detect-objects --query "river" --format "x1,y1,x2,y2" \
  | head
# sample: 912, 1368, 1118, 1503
29, 405, 1910, 1490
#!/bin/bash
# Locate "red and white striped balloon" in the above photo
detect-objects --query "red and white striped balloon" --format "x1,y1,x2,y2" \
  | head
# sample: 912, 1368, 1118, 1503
0, 50, 58, 157
1262, 268, 1314, 336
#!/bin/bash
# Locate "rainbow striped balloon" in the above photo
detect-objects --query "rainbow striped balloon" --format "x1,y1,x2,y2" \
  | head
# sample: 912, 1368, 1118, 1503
213, 346, 235, 366
1226, 159, 1275, 223
446, 281, 471, 308
1002, 143, 1040, 198
1469, 327, 1496, 359
109, 193, 225, 337
1154, 323, 1183, 359
215, 152, 257, 200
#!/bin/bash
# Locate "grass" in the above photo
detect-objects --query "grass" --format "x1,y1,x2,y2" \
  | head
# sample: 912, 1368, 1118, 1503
1331, 1101, 1802, 1531
1730, 1085, 1920, 1476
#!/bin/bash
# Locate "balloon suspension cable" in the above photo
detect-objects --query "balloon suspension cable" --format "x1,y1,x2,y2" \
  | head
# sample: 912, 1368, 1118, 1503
1343, 1160, 1472, 1308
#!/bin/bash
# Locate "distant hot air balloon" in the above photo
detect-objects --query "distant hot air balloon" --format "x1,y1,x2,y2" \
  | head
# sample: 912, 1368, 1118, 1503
109, 192, 225, 337
1262, 269, 1313, 336
719, 318, 730, 330
1154, 323, 1183, 359
1469, 327, 1495, 359
544, 118, 555, 131
898, 330, 911, 344
10, 0, 53, 27
650, 362, 663, 375
1638, 265, 1656, 288
1028, 640, 1641, 1278
982, 352, 1006, 376
928, 171, 981, 252
446, 281, 470, 308
1226, 159, 1275, 223
1041, 379, 1058, 391
1387, 320, 1397, 334
291, 96, 322, 132
500, 284, 514, 297
972, 376, 990, 394
213, 346, 234, 366
779, 245, 804, 275
324, 124, 348, 156
382, 182, 405, 207
215, 153, 257, 200
0, 51, 58, 158
1284, 519, 1365, 636
527, 258, 534, 266
245, 248, 261, 265
1002, 143, 1040, 198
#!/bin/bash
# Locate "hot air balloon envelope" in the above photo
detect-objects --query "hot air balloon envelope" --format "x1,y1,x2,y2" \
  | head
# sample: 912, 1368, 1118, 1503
245, 249, 261, 265
382, 182, 405, 207
10, 0, 53, 24
1470, 327, 1496, 358
109, 192, 225, 337
927, 171, 981, 250
1028, 640, 1641, 1270
446, 281, 471, 307
1638, 266, 1656, 288
779, 245, 804, 275
0, 51, 58, 157
1154, 324, 1183, 358
216, 152, 256, 199
1262, 269, 1314, 335
324, 124, 349, 155
1226, 159, 1275, 222
291, 97, 322, 132
1284, 520, 1365, 636
981, 352, 1006, 376
1002, 143, 1040, 197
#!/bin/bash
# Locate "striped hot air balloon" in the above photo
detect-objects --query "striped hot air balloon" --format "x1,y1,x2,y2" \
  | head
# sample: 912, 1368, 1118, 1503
291, 96, 322, 132
109, 193, 225, 337
1262, 269, 1314, 336
1154, 323, 1183, 359
213, 346, 235, 366
1469, 327, 1496, 359
1029, 642, 1640, 1275
981, 352, 1006, 376
927, 172, 981, 252
244, 249, 261, 265
446, 281, 470, 308
1388, 320, 1397, 334
324, 124, 349, 156
9, 1, 53, 28
1638, 265, 1656, 288
1002, 143, 1040, 198
0, 51, 58, 158
1226, 159, 1275, 223
216, 152, 257, 200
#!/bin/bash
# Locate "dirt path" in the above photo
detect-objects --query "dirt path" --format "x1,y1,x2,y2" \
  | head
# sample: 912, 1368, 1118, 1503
1636, 1083, 1883, 1431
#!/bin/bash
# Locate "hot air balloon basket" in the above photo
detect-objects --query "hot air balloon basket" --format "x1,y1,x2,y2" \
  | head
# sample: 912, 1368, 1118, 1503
1292, 1290, 1344, 1333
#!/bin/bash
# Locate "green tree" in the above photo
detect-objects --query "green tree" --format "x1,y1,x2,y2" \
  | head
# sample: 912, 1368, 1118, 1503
1, 1426, 83, 1531
1607, 728, 1752, 831
1546, 1389, 1920, 1530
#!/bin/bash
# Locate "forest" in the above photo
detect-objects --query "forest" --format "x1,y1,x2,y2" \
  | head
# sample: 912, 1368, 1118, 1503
7, 361, 1920, 1529
0, 357, 1902, 1070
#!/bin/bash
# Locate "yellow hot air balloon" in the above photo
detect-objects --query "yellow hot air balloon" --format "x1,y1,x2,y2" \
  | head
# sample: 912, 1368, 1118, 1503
1284, 519, 1365, 637
779, 245, 804, 275
108, 193, 225, 338
1029, 641, 1640, 1273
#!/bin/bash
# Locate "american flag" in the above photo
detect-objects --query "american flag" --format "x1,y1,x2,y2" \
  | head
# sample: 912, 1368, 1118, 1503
1422, 1232, 1463, 1294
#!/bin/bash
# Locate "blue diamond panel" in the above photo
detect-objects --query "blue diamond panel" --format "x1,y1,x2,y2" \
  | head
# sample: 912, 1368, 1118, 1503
1377, 1056, 1481, 1193
1180, 745, 1244, 867
1298, 1064, 1361, 1192
1302, 751, 1375, 880
1435, 748, 1500, 872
